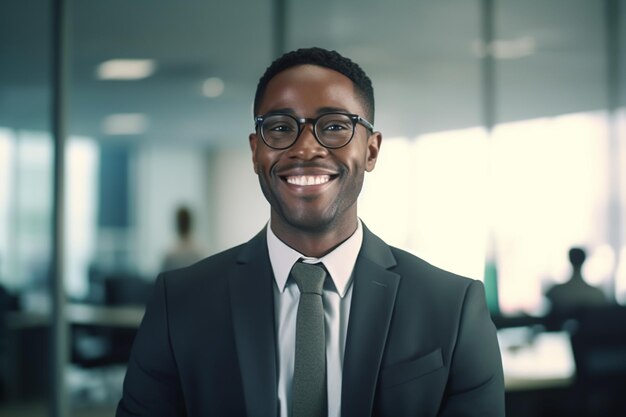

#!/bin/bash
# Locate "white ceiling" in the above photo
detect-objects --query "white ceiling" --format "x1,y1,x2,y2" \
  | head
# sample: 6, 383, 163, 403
0, 0, 623, 148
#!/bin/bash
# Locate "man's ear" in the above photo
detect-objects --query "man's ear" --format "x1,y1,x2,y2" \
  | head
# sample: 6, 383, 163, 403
249, 133, 259, 174
365, 131, 382, 172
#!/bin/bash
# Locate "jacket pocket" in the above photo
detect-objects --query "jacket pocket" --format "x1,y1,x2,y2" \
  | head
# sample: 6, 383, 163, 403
378, 348, 444, 389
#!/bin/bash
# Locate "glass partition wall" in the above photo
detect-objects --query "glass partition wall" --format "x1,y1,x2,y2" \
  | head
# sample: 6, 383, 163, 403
0, 1, 54, 416
1, 1, 274, 416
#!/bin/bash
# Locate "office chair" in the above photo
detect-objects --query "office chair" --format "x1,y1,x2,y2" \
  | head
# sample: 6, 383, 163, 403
569, 305, 626, 417
71, 273, 151, 403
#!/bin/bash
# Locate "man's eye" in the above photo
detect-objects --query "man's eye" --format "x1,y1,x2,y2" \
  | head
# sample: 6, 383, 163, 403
322, 122, 351, 131
267, 124, 294, 132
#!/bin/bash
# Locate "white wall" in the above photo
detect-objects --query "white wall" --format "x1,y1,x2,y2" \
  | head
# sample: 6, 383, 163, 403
207, 146, 269, 252
135, 145, 211, 277
133, 144, 269, 277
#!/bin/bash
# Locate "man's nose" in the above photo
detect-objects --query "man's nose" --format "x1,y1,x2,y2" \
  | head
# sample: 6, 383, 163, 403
287, 123, 327, 159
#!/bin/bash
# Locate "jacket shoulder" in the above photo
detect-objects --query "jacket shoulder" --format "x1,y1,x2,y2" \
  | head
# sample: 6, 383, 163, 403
159, 241, 248, 293
388, 245, 477, 289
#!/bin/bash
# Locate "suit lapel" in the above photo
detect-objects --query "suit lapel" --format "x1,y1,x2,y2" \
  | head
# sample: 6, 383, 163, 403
229, 229, 278, 417
341, 226, 400, 417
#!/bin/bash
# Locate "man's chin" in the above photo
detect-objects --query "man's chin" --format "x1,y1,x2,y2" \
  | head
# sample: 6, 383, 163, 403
281, 212, 336, 234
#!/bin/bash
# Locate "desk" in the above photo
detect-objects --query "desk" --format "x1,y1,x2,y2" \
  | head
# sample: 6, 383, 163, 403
5, 310, 577, 394
2, 304, 144, 400
4, 303, 145, 329
498, 327, 576, 391
68, 304, 144, 327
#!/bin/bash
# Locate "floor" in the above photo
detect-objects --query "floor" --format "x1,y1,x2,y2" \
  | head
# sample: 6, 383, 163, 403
1, 364, 125, 417
0, 402, 116, 417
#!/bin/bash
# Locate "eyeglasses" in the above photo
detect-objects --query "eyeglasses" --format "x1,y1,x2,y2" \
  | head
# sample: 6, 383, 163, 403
254, 112, 374, 150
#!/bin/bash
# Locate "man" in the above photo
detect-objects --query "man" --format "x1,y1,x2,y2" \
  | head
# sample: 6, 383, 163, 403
546, 247, 609, 313
117, 47, 504, 417
161, 206, 206, 272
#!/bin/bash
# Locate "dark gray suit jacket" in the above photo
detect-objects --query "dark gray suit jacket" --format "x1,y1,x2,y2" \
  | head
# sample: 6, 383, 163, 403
117, 226, 505, 417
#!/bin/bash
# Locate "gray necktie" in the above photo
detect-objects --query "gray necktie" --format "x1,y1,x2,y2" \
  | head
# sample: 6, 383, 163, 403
291, 261, 327, 417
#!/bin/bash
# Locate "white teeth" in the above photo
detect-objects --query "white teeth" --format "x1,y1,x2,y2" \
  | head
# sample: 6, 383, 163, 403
286, 175, 331, 186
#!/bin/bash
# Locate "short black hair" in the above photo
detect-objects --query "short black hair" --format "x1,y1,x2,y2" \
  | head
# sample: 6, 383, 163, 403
253, 47, 375, 123
176, 206, 192, 236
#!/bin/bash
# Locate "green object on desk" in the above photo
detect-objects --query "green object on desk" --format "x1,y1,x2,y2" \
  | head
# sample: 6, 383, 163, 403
484, 259, 500, 316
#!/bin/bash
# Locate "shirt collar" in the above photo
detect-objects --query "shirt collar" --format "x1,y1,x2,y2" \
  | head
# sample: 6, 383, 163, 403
266, 220, 363, 298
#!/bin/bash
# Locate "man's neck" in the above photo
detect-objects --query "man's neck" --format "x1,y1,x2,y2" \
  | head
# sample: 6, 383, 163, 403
270, 216, 359, 258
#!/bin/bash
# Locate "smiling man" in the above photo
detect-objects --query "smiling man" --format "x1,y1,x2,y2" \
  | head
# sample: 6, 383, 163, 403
117, 47, 505, 417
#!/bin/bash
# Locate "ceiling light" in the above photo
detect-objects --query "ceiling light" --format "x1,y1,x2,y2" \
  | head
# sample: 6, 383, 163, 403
202, 77, 225, 98
96, 59, 156, 80
101, 113, 148, 135
471, 36, 536, 60
492, 36, 535, 60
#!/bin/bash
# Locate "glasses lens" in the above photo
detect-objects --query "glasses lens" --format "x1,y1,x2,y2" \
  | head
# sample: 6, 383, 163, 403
261, 115, 298, 149
316, 114, 354, 148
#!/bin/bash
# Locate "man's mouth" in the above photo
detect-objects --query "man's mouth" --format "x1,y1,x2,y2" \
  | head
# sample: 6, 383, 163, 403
285, 175, 331, 186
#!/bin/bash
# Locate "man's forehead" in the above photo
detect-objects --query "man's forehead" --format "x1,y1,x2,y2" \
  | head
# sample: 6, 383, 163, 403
259, 65, 361, 112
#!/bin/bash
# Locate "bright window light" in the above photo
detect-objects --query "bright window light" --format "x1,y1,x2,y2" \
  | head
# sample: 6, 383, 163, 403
492, 112, 609, 314
361, 112, 613, 316
616, 246, 626, 304
12, 130, 53, 293
360, 137, 413, 248
0, 128, 15, 282
360, 129, 489, 281
412, 127, 489, 279
64, 138, 99, 297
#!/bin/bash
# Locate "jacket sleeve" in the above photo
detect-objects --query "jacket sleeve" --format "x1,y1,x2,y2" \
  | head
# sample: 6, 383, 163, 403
438, 280, 505, 417
116, 275, 187, 417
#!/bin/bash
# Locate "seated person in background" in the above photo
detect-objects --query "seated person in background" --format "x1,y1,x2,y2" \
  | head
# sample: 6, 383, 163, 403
161, 206, 206, 271
546, 247, 609, 313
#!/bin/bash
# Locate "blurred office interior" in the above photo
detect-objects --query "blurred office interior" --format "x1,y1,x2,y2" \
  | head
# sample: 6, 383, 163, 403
1, 0, 625, 416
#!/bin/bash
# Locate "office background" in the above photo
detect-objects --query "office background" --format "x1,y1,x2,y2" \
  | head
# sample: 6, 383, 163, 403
0, 0, 625, 416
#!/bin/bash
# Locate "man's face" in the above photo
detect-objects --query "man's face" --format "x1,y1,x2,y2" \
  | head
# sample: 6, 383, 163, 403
249, 64, 381, 234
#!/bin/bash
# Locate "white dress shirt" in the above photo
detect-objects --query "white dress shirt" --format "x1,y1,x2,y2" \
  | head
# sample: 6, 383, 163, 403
267, 220, 363, 417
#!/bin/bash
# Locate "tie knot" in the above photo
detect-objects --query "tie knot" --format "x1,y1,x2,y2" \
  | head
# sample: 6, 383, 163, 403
291, 262, 326, 295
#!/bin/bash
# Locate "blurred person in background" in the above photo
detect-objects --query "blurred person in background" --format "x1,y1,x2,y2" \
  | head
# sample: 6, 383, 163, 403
546, 247, 610, 314
161, 206, 205, 272
117, 47, 504, 417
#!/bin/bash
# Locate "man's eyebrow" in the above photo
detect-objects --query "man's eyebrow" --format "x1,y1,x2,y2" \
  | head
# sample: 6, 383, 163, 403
264, 107, 295, 115
317, 106, 350, 114
260, 106, 352, 117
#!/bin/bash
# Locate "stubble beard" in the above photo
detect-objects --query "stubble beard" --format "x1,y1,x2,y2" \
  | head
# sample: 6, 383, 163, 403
258, 170, 364, 235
